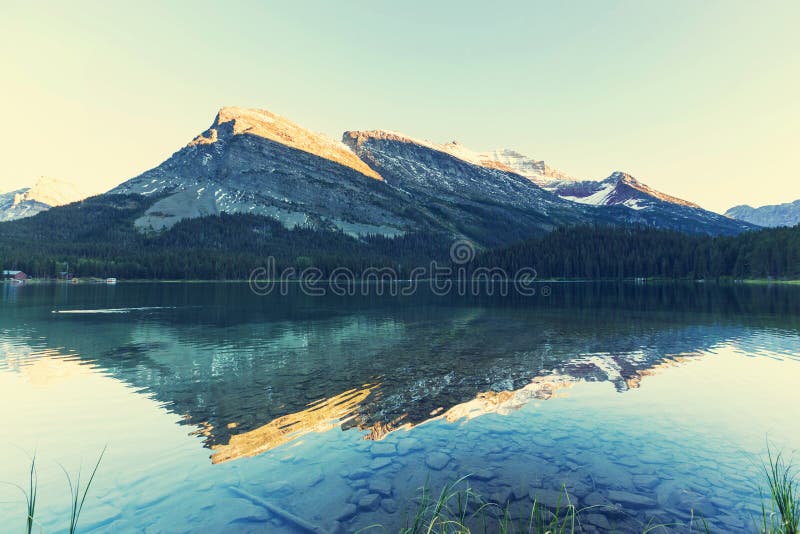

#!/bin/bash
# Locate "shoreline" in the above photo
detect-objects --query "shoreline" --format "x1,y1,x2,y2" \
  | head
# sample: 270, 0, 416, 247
7, 278, 800, 285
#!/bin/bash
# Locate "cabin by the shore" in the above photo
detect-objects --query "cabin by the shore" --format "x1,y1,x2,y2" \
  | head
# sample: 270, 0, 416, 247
2, 270, 28, 282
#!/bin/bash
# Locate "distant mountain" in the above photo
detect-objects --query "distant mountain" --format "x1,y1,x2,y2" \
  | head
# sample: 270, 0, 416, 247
463, 148, 752, 235
475, 148, 579, 185
543, 171, 699, 210
725, 200, 800, 228
539, 171, 754, 234
0, 177, 88, 222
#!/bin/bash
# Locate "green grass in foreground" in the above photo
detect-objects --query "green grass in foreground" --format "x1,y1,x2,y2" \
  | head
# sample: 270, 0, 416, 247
359, 446, 800, 534
761, 448, 800, 534
8, 448, 105, 534
357, 476, 707, 534
7, 445, 800, 533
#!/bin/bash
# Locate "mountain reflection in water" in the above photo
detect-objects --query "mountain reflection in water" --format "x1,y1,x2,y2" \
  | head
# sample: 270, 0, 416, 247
2, 282, 798, 464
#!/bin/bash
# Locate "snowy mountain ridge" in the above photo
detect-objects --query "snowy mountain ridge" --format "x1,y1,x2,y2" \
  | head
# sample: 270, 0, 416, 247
3, 107, 757, 239
0, 177, 89, 222
725, 199, 800, 228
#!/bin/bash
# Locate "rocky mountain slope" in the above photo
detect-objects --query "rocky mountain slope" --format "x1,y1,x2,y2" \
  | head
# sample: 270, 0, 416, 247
543, 171, 699, 210
725, 199, 800, 228
475, 148, 579, 185
341, 130, 604, 246
0, 177, 88, 222
96, 106, 757, 244
536, 171, 754, 234
109, 107, 419, 235
459, 148, 753, 235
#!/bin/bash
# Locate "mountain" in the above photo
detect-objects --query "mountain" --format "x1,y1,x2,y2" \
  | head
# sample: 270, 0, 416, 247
540, 171, 754, 234
725, 200, 800, 228
542, 171, 699, 209
0, 177, 88, 222
343, 130, 754, 239
467, 149, 753, 235
109, 107, 422, 235
105, 107, 755, 246
341, 130, 607, 246
0, 105, 762, 279
108, 108, 610, 245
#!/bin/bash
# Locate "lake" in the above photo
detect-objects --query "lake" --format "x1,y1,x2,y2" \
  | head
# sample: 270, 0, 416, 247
1, 282, 799, 533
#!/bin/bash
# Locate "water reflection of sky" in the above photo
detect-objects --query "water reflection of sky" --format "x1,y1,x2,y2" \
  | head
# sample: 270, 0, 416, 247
1, 283, 799, 532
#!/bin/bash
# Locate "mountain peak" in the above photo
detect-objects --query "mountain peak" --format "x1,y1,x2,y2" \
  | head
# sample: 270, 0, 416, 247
190, 107, 382, 181
343, 129, 426, 148
601, 171, 699, 209
0, 176, 88, 222
725, 198, 800, 227
19, 176, 88, 207
605, 171, 639, 185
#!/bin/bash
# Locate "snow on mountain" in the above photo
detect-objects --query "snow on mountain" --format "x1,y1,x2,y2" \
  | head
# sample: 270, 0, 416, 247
98, 106, 757, 240
342, 130, 597, 246
469, 148, 709, 216
725, 200, 800, 228
545, 171, 701, 210
0, 177, 89, 222
478, 148, 580, 185
537, 171, 754, 234
343, 131, 754, 237
344, 136, 579, 186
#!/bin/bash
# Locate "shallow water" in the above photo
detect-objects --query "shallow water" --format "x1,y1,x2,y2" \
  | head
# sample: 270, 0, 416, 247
0, 282, 799, 532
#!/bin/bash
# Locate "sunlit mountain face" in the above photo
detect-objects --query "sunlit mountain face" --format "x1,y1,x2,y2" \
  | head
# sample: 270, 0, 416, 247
108, 107, 412, 236
0, 177, 89, 221
94, 106, 757, 243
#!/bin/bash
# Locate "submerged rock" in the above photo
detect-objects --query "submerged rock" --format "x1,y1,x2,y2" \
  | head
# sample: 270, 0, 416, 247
583, 492, 613, 507
350, 489, 369, 503
585, 513, 611, 529
307, 468, 325, 487
261, 481, 293, 495
358, 493, 381, 512
345, 468, 372, 480
529, 488, 570, 508
632, 474, 661, 490
370, 457, 393, 470
396, 438, 423, 456
606, 490, 657, 509
369, 478, 393, 497
381, 498, 398, 513
469, 468, 496, 481
615, 456, 640, 467
336, 504, 357, 522
425, 452, 451, 471
371, 442, 397, 457
489, 485, 513, 505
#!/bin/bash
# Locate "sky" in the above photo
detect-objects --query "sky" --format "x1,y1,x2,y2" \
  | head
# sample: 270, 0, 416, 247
1, 0, 798, 213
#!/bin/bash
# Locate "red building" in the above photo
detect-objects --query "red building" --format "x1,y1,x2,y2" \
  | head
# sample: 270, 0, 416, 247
2, 270, 28, 282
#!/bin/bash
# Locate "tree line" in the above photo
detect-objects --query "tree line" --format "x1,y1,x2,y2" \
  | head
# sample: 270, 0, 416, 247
471, 224, 800, 280
0, 194, 797, 280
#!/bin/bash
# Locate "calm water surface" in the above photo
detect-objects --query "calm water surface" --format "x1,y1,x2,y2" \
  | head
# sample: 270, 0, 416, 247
1, 282, 799, 533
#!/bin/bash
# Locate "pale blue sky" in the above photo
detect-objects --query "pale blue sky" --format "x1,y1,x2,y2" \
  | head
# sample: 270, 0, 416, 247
1, 0, 798, 212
